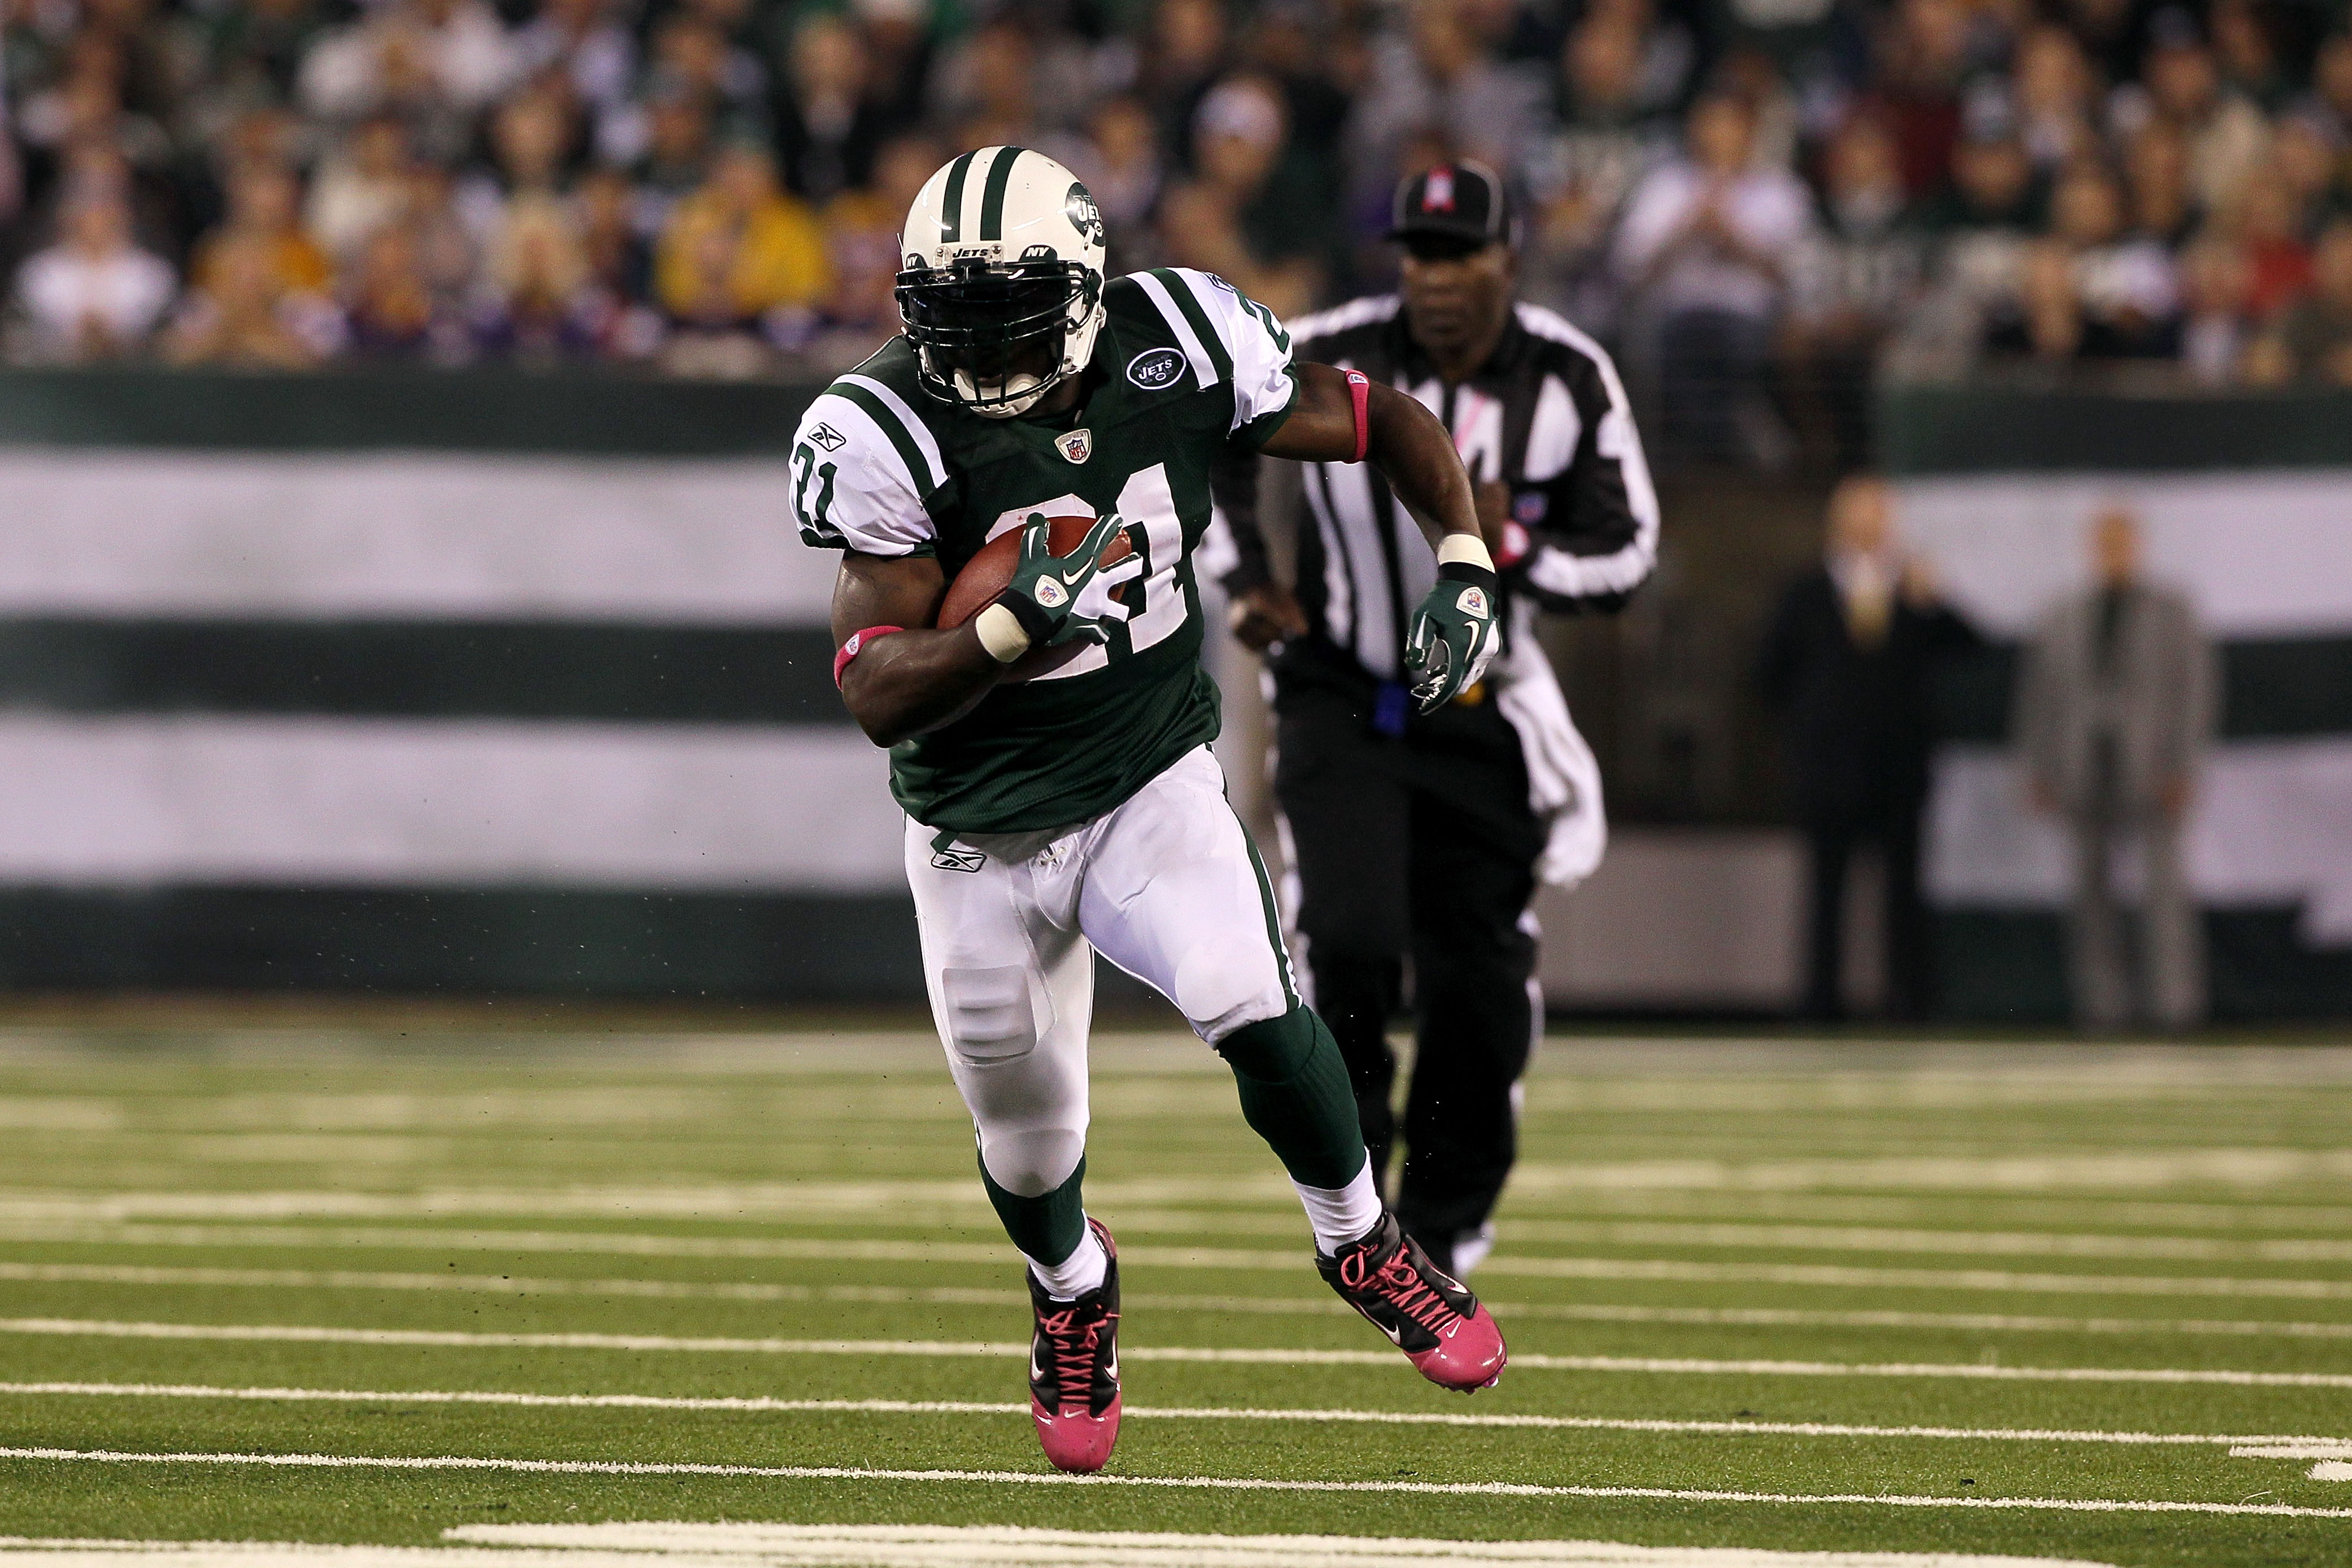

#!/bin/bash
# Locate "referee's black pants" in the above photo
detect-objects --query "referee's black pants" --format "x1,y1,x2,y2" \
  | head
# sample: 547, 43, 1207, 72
1272, 666, 1547, 1277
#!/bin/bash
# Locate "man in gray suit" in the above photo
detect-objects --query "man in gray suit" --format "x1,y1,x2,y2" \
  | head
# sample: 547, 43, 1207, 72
2016, 508, 2218, 1030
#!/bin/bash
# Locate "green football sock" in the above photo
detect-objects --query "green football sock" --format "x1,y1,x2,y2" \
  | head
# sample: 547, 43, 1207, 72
979, 1152, 1089, 1266
1215, 1003, 1370, 1190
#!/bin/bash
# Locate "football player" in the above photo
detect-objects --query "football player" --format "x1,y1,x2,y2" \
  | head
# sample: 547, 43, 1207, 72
796, 146, 1508, 1475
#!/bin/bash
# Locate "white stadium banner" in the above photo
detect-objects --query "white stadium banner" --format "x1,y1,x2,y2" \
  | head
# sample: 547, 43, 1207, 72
0, 451, 838, 622
1896, 470, 2352, 942
0, 449, 901, 894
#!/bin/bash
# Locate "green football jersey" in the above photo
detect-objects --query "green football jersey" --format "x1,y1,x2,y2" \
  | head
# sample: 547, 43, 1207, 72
793, 267, 1301, 834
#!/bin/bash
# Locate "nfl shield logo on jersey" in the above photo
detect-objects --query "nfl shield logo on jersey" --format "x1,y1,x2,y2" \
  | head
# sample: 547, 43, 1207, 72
1055, 428, 1092, 464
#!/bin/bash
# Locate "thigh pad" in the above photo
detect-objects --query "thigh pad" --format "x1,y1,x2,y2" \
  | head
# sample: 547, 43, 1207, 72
938, 964, 1038, 1065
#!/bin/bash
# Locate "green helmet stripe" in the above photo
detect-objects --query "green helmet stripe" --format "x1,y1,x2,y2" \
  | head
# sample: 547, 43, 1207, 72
978, 146, 1027, 241
937, 150, 979, 244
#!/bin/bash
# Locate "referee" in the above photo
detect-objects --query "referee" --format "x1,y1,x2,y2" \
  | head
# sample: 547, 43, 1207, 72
1219, 163, 1659, 1278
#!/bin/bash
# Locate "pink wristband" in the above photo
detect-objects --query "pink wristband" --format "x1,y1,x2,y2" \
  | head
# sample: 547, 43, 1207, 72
1345, 369, 1371, 464
833, 624, 904, 687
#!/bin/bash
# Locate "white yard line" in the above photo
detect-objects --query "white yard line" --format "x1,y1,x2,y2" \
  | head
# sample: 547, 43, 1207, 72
8, 1223, 2351, 1300
20, 1212, 2352, 1264
6, 1381, 2348, 1452
3, 1319, 2346, 1388
8, 1143, 2352, 1225
3, 1449, 2347, 1519
6, 1261, 2350, 1342
0, 1525, 2139, 1568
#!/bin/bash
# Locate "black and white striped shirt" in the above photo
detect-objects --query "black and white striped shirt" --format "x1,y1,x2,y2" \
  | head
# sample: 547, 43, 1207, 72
1225, 295, 1659, 683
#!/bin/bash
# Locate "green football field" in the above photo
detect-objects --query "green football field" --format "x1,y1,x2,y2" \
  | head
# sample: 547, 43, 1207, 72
0, 1023, 2348, 1566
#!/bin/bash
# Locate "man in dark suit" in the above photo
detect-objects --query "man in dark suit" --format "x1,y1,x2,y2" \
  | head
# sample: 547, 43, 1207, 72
1758, 475, 1979, 1021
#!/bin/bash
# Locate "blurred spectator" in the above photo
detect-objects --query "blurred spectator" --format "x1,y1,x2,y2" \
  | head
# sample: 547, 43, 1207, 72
1757, 474, 1980, 1023
810, 128, 937, 367
298, 0, 514, 159
306, 115, 414, 263
1060, 95, 1166, 276
1866, 0, 1974, 199
575, 163, 651, 303
1616, 89, 1811, 464
1522, 15, 1670, 334
162, 228, 333, 366
775, 15, 889, 204
2117, 24, 2267, 217
853, 0, 937, 134
2304, 33, 2352, 145
932, 19, 1084, 152
458, 90, 572, 249
2209, 0, 2287, 112
2175, 234, 2253, 383
2013, 25, 2100, 174
2122, 124, 2196, 248
2271, 112, 2344, 224
1784, 113, 1926, 468
1914, 98, 2042, 341
644, 11, 767, 143
1161, 77, 1328, 321
2232, 168, 2315, 319
14, 186, 173, 359
341, 222, 455, 359
473, 193, 597, 361
2017, 507, 2214, 1031
1990, 161, 2178, 361
1136, 0, 1230, 161
190, 161, 330, 300
629, 84, 719, 243
406, 160, 479, 309
654, 142, 830, 343
1351, 0, 1550, 213
2246, 218, 2352, 385
177, 0, 329, 150
508, 0, 635, 139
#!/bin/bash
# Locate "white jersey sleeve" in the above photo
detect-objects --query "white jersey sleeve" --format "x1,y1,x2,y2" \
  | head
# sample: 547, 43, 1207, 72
789, 375, 950, 557
1130, 267, 1299, 446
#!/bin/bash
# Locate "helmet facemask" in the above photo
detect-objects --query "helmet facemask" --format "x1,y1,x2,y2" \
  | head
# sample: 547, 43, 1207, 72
897, 254, 1104, 419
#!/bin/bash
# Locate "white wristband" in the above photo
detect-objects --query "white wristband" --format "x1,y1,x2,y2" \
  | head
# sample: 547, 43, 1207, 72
1438, 533, 1495, 571
974, 602, 1032, 664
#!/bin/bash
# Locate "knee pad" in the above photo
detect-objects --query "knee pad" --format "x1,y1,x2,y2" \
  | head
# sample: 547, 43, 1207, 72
977, 1126, 1085, 1199
939, 964, 1037, 1066
1174, 937, 1287, 1045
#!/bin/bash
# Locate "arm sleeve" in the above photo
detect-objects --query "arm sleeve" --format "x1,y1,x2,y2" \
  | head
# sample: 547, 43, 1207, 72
788, 387, 941, 558
1157, 267, 1300, 448
1513, 355, 1660, 614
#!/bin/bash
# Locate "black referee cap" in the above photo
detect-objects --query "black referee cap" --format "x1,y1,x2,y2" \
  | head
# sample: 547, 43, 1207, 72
1387, 161, 1517, 248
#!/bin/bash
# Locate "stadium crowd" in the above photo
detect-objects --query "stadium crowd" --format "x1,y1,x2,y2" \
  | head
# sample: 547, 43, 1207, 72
3, 0, 2350, 450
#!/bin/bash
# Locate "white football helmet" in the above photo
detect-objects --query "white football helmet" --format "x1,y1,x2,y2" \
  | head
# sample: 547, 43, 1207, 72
896, 146, 1108, 418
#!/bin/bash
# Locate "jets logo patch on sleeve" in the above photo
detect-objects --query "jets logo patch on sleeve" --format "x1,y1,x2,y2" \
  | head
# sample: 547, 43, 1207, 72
1127, 348, 1185, 389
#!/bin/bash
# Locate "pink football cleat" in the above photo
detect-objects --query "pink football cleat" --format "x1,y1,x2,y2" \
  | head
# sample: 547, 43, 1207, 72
1026, 1217, 1123, 1472
1319, 1211, 1507, 1392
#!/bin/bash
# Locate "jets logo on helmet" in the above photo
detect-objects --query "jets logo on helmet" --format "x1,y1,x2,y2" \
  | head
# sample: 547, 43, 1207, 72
896, 147, 1108, 419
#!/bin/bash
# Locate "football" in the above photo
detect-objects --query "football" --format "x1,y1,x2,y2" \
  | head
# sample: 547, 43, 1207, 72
938, 513, 1136, 682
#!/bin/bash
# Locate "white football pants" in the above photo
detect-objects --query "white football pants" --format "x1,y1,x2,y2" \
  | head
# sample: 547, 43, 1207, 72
906, 745, 1298, 1199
